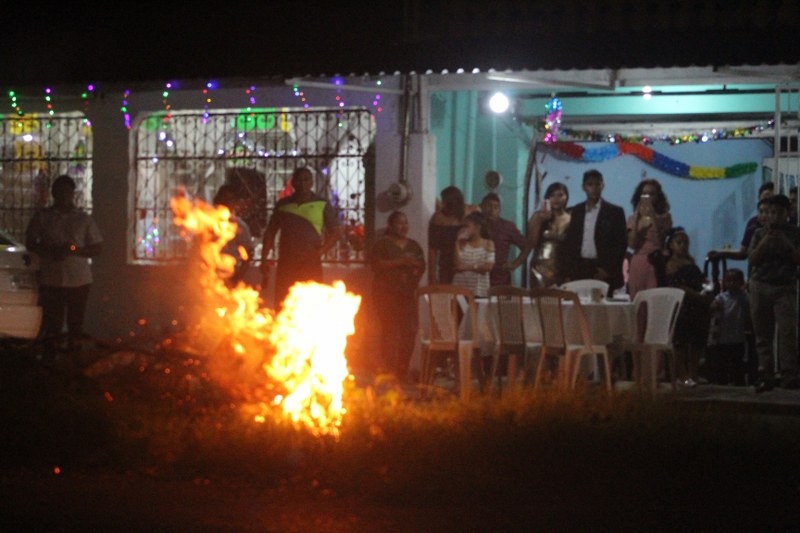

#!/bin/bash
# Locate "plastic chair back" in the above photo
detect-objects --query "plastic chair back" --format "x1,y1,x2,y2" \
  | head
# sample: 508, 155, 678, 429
530, 287, 571, 352
632, 287, 685, 346
488, 286, 530, 350
560, 279, 610, 300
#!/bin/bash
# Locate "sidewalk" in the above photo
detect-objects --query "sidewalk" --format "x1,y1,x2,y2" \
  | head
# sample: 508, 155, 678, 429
673, 382, 800, 416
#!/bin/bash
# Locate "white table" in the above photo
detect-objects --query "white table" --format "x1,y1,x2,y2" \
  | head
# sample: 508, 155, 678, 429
471, 296, 635, 357
412, 295, 635, 387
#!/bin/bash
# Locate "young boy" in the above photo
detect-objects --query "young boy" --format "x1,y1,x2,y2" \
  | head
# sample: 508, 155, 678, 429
748, 194, 800, 392
707, 268, 750, 385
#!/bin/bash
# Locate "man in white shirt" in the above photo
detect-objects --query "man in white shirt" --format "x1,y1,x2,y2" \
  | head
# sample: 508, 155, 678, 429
559, 169, 627, 296
25, 175, 103, 353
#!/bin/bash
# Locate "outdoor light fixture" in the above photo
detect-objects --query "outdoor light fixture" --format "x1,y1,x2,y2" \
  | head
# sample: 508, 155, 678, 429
488, 92, 510, 114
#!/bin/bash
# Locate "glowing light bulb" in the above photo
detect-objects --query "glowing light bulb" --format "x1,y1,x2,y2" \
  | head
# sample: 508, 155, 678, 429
488, 92, 510, 114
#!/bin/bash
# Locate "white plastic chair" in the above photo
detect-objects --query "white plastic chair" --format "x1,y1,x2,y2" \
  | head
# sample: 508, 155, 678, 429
416, 285, 479, 399
487, 285, 540, 392
622, 287, 685, 393
531, 288, 613, 393
560, 279, 610, 300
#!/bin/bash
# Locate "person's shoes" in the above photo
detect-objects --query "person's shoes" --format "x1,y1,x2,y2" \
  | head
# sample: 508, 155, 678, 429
679, 378, 697, 388
754, 377, 775, 394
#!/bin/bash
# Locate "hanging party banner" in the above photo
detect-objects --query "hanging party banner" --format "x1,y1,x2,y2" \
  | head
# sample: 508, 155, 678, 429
540, 141, 757, 180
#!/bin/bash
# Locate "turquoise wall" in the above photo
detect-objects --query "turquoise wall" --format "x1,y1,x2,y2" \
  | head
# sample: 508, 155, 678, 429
430, 89, 782, 284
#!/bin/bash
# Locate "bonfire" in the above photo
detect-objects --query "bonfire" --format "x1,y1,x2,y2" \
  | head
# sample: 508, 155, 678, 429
169, 194, 361, 436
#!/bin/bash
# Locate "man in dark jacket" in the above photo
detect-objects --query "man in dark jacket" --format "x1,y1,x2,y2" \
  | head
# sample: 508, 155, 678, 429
559, 169, 627, 296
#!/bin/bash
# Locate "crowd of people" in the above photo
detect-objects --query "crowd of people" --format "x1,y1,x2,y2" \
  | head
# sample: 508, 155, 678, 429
370, 169, 799, 388
27, 165, 798, 392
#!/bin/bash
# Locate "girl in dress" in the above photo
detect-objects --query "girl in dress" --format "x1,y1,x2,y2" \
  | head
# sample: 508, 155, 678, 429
452, 211, 495, 297
627, 178, 672, 298
527, 182, 571, 287
663, 226, 712, 387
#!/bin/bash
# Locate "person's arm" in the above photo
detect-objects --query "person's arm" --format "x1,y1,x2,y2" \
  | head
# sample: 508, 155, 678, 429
319, 224, 343, 257
428, 247, 439, 284
480, 241, 496, 272
505, 225, 532, 271
747, 230, 771, 267
427, 215, 439, 284
454, 239, 467, 272
260, 219, 278, 279
526, 211, 547, 250
410, 241, 426, 283
626, 213, 640, 249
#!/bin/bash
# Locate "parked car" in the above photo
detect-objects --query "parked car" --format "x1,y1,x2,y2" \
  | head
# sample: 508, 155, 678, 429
0, 230, 41, 339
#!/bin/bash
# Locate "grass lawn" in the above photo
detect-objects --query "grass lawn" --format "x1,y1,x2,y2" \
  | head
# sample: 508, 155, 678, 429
2, 341, 800, 532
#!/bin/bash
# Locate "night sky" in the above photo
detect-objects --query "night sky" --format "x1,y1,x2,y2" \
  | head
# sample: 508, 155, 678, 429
3, 3, 799, 88
1, 3, 400, 86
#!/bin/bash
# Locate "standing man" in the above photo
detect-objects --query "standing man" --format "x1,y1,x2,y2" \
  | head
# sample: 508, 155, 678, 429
559, 169, 627, 296
480, 192, 531, 287
25, 174, 103, 353
261, 167, 342, 308
747, 194, 800, 392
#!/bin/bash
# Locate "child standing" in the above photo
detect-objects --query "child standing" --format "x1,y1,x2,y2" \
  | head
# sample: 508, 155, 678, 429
452, 211, 495, 297
707, 268, 751, 385
663, 227, 713, 387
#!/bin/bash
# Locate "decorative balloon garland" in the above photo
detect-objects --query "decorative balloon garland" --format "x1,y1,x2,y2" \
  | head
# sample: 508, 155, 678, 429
540, 140, 757, 179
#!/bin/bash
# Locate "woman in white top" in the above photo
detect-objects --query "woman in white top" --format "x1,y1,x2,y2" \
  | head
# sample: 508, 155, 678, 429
452, 211, 495, 297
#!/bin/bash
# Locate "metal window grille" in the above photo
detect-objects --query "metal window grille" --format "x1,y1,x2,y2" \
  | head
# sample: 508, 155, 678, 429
0, 112, 93, 242
130, 107, 375, 265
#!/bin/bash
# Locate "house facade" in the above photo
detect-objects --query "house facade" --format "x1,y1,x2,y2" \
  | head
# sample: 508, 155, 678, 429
2, 66, 797, 357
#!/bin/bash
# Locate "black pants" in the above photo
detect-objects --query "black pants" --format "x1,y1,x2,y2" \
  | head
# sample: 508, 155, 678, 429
38, 284, 91, 345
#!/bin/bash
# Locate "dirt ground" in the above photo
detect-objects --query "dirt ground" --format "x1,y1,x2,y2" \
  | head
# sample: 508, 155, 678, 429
4, 339, 800, 532
0, 468, 533, 533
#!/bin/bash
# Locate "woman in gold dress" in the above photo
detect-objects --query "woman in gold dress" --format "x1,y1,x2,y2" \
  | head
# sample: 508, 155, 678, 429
527, 182, 571, 287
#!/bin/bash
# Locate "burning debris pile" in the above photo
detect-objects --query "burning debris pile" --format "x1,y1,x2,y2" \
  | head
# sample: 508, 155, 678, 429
95, 195, 362, 436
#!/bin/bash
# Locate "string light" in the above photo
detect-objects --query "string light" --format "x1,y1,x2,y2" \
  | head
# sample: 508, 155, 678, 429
162, 82, 172, 123
245, 85, 256, 109
8, 90, 22, 115
44, 87, 54, 118
332, 76, 345, 127
292, 83, 309, 109
121, 89, 131, 129
202, 81, 216, 123
542, 96, 562, 144
551, 119, 775, 145
82, 83, 94, 112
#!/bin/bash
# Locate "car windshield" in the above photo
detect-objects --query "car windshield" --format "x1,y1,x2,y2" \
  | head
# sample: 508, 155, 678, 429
0, 231, 22, 247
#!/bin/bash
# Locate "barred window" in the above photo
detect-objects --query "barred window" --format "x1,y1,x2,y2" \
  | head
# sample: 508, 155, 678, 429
130, 107, 375, 265
0, 112, 93, 242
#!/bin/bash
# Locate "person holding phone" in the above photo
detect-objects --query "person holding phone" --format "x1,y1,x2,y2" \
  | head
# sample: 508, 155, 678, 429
527, 181, 571, 287
627, 178, 672, 298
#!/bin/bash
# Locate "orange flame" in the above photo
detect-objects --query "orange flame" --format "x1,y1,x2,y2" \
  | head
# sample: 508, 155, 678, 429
171, 195, 360, 436
266, 281, 360, 436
